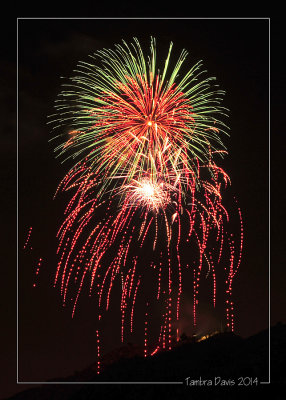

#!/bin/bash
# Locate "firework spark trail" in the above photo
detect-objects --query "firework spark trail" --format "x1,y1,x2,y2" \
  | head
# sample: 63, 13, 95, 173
23, 226, 33, 250
33, 257, 43, 288
50, 37, 243, 358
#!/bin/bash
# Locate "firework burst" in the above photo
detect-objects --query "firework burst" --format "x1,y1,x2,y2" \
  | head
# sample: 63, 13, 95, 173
50, 37, 243, 363
51, 37, 228, 198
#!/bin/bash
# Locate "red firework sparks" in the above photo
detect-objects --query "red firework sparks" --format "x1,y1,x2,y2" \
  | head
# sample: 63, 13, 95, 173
49, 38, 243, 361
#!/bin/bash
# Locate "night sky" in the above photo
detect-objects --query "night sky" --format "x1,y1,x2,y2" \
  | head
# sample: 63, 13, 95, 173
3, 17, 282, 398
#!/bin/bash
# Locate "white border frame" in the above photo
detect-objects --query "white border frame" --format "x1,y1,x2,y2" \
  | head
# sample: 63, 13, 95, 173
17, 16, 270, 386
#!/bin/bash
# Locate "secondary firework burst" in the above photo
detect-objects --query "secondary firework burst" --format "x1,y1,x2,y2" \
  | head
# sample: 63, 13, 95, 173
49, 37, 243, 361
122, 177, 171, 212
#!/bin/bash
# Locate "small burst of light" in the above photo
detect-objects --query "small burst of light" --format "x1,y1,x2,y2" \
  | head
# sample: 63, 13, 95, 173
122, 177, 171, 212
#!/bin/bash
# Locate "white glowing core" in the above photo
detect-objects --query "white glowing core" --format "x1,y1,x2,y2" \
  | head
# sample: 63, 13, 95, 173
141, 182, 155, 198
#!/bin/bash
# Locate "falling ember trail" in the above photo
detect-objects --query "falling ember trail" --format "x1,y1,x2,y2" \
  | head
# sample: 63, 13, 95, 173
23, 226, 32, 250
96, 329, 101, 375
33, 258, 43, 288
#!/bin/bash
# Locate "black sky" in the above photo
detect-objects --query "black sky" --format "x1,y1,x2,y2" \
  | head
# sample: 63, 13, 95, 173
2, 17, 281, 399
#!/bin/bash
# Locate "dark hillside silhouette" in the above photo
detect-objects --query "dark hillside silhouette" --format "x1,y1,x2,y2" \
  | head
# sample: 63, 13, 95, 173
6, 324, 286, 399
